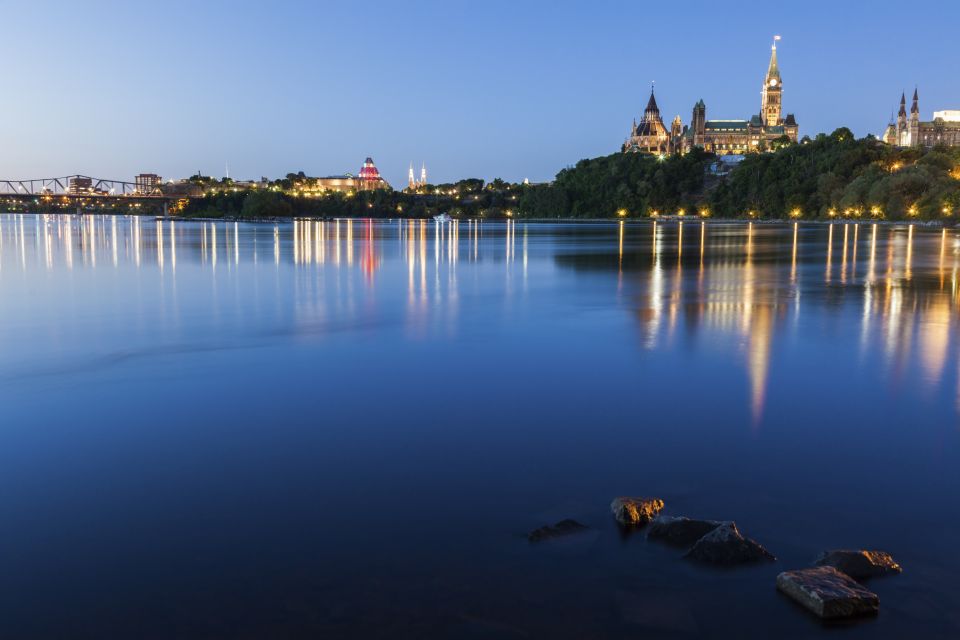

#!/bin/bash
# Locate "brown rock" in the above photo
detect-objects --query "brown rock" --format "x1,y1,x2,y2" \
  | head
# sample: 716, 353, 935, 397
647, 516, 725, 547
777, 567, 880, 619
684, 522, 775, 565
610, 497, 664, 526
815, 549, 902, 580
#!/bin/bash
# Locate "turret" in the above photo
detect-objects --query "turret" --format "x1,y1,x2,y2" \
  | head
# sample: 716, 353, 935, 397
692, 99, 706, 145
908, 88, 921, 147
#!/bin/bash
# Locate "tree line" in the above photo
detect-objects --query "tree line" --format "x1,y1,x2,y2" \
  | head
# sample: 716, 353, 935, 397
519, 129, 960, 220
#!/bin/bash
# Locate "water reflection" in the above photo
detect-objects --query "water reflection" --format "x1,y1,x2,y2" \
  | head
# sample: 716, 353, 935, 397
2, 215, 959, 421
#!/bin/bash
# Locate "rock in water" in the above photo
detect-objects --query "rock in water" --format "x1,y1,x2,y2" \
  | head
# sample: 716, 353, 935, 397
815, 550, 902, 580
647, 516, 725, 547
610, 497, 664, 526
528, 519, 589, 542
684, 522, 775, 565
777, 567, 880, 619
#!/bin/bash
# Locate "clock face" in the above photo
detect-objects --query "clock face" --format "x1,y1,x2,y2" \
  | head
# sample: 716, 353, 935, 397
769, 79, 778, 87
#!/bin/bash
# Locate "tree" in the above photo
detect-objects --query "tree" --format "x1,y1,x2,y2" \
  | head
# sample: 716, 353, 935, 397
241, 191, 293, 218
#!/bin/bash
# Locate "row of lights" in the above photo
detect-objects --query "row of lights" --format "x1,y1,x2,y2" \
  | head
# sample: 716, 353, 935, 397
616, 208, 711, 218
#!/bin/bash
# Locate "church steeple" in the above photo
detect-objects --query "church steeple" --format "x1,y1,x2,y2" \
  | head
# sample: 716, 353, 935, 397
898, 92, 907, 118
911, 88, 919, 116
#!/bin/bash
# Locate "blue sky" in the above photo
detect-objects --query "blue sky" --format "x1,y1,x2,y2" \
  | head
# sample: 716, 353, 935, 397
2, 0, 957, 186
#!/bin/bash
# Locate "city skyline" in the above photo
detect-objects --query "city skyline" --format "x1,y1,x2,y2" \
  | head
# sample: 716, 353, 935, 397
2, 0, 958, 186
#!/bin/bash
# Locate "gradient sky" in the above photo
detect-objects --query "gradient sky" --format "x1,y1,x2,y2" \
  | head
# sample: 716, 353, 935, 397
3, 0, 958, 186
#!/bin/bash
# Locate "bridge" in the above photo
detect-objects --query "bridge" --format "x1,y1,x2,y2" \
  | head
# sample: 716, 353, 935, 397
0, 175, 187, 215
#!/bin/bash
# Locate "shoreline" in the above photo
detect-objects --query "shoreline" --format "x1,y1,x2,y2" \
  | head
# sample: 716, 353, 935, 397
3, 211, 956, 227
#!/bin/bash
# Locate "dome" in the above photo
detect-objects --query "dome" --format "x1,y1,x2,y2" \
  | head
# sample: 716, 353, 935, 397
358, 157, 382, 181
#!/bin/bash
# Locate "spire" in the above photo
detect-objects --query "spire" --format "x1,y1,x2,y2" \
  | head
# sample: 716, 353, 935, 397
645, 83, 659, 114
766, 36, 781, 81
420, 163, 427, 184
911, 87, 919, 115
898, 92, 907, 117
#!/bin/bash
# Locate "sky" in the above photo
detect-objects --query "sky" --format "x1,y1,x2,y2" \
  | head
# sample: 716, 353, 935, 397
2, 0, 958, 187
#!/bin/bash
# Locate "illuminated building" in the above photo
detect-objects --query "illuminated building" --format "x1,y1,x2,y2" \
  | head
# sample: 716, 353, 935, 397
882, 90, 960, 148
623, 86, 672, 154
407, 162, 428, 191
315, 157, 393, 193
135, 173, 162, 194
623, 38, 800, 156
67, 176, 102, 195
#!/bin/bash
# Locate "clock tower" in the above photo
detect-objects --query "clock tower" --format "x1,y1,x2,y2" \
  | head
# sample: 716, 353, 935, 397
761, 37, 783, 127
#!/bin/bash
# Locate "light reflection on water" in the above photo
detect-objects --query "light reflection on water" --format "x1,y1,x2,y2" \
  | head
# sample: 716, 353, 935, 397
0, 213, 959, 638
3, 214, 959, 420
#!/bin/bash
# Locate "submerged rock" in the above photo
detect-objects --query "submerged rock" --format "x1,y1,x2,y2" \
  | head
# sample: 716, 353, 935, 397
610, 497, 664, 526
527, 519, 589, 542
815, 549, 902, 580
684, 522, 775, 565
647, 516, 725, 547
777, 567, 880, 619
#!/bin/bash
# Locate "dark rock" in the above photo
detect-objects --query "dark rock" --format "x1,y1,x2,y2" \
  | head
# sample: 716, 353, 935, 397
610, 497, 664, 526
527, 519, 589, 542
777, 567, 880, 619
815, 549, 902, 580
647, 516, 725, 547
684, 522, 775, 565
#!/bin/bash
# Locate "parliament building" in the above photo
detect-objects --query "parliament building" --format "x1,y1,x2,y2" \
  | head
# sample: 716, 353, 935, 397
624, 39, 799, 156
882, 90, 960, 148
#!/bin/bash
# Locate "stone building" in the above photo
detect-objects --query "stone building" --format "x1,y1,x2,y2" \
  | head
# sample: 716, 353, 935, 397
882, 90, 960, 148
623, 39, 799, 156
315, 157, 392, 193
623, 88, 672, 155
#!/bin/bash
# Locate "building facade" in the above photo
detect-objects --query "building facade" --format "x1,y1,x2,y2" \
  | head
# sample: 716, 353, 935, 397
315, 157, 392, 193
883, 90, 960, 148
623, 88, 672, 155
623, 39, 799, 156
135, 173, 162, 194
407, 163, 428, 191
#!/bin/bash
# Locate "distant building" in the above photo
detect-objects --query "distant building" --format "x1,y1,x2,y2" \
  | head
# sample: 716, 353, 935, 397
624, 89, 672, 155
67, 176, 95, 195
135, 173, 162, 194
882, 90, 960, 148
316, 157, 392, 193
624, 38, 799, 156
407, 162, 428, 191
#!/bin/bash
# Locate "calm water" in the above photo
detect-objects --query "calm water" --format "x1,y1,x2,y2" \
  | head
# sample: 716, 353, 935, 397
1, 214, 959, 639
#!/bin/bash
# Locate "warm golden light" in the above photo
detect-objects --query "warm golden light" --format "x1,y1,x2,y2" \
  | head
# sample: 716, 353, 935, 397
827, 208, 837, 217
698, 208, 710, 218
617, 208, 628, 218
789, 208, 802, 218
907, 204, 919, 217
870, 205, 883, 217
